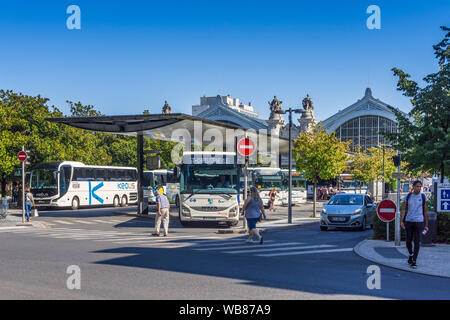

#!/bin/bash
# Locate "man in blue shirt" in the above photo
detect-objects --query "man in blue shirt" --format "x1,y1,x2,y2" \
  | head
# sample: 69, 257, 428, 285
400, 180, 429, 268
152, 189, 171, 237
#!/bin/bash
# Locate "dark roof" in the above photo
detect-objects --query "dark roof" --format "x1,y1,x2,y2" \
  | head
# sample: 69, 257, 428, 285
46, 113, 290, 153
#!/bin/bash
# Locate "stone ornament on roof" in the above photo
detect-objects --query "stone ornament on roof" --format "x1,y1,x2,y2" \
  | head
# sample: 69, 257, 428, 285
269, 96, 283, 120
162, 100, 172, 114
302, 94, 314, 111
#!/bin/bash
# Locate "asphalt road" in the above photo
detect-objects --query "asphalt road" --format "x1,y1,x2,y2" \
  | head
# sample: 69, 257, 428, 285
1, 205, 449, 299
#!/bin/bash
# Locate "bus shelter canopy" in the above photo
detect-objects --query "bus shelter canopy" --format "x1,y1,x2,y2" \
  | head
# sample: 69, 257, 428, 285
46, 113, 290, 154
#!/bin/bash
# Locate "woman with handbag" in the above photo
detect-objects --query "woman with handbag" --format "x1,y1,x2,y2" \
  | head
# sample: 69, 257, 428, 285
24, 188, 35, 222
242, 186, 266, 244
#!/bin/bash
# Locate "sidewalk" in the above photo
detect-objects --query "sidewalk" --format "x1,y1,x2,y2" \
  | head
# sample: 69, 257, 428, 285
354, 240, 450, 278
0, 209, 49, 229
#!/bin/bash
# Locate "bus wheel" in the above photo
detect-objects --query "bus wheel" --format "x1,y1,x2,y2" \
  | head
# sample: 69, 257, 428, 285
113, 196, 120, 207
175, 195, 180, 208
71, 197, 79, 210
120, 195, 128, 207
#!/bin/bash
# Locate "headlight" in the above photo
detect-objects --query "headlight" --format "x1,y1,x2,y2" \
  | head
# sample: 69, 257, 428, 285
229, 207, 238, 217
182, 206, 191, 217
321, 208, 327, 214
352, 209, 362, 215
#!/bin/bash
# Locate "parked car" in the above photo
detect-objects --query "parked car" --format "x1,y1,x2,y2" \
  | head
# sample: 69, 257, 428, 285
320, 194, 376, 231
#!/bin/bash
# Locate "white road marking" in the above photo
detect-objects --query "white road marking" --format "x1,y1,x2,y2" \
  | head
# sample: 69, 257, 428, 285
256, 248, 354, 257
52, 220, 74, 225
193, 240, 277, 251
224, 244, 334, 254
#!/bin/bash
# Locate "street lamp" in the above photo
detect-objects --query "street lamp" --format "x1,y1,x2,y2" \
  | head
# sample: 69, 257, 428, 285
275, 108, 303, 224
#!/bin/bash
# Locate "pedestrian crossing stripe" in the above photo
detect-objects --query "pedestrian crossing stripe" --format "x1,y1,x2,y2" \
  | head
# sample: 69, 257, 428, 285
224, 244, 334, 254
0, 228, 355, 257
256, 248, 354, 257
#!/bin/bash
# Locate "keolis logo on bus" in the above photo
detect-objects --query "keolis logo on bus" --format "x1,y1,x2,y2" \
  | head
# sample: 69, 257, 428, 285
118, 183, 135, 190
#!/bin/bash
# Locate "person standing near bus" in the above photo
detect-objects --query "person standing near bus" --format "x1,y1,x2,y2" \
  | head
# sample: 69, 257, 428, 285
152, 189, 170, 237
400, 180, 429, 269
242, 187, 266, 244
268, 187, 278, 212
25, 187, 35, 222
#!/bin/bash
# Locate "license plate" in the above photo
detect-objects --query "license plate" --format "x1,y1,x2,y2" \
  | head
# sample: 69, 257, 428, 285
203, 217, 216, 220
332, 217, 346, 221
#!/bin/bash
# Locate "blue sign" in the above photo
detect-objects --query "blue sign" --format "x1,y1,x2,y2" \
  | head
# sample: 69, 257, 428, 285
89, 181, 104, 205
437, 183, 450, 213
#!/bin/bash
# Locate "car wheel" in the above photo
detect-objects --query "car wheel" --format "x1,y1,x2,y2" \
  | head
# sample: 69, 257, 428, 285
71, 197, 79, 210
320, 226, 328, 231
120, 195, 128, 207
359, 216, 366, 231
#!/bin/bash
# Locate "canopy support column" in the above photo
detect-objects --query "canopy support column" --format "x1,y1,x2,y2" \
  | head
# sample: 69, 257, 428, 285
137, 133, 148, 215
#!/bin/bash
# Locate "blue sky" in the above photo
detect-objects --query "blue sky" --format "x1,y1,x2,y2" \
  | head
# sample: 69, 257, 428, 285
0, 0, 448, 122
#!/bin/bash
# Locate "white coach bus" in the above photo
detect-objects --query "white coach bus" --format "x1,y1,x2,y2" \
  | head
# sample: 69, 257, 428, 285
281, 169, 307, 205
251, 167, 283, 207
30, 161, 138, 209
177, 152, 241, 227
143, 169, 180, 206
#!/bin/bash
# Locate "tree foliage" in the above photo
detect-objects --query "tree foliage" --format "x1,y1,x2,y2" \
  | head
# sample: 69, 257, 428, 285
0, 90, 176, 196
385, 26, 450, 182
293, 124, 350, 217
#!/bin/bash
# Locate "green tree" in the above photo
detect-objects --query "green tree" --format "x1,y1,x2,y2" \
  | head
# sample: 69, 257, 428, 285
385, 26, 450, 183
293, 124, 350, 217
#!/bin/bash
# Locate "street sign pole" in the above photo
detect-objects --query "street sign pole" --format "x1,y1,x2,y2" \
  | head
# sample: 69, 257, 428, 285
243, 155, 248, 230
288, 108, 292, 224
395, 152, 401, 246
21, 146, 25, 223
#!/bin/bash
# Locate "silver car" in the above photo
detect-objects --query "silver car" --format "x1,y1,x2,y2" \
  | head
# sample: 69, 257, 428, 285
320, 194, 376, 231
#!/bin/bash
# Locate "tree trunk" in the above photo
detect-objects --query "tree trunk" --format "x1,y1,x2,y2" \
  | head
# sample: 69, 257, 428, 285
1, 179, 6, 198
313, 182, 317, 218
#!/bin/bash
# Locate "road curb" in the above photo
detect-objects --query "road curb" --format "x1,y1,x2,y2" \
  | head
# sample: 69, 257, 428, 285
353, 239, 450, 279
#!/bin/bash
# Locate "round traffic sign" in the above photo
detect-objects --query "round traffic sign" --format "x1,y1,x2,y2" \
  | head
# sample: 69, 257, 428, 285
237, 137, 255, 157
377, 199, 397, 222
17, 151, 28, 162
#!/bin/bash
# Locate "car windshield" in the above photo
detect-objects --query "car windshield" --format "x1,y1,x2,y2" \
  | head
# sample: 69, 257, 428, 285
327, 195, 363, 206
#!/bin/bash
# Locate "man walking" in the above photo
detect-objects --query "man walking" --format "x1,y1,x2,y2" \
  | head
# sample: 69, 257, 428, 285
152, 189, 170, 237
400, 180, 429, 268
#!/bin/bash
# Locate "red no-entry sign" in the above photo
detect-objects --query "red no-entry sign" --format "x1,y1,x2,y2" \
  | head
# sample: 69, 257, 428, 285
17, 151, 28, 162
237, 137, 255, 157
377, 199, 397, 222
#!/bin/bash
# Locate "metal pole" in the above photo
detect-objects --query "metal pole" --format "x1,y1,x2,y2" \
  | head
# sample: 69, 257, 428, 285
288, 108, 292, 224
382, 145, 385, 200
387, 221, 389, 242
21, 146, 25, 223
395, 152, 401, 246
243, 156, 248, 230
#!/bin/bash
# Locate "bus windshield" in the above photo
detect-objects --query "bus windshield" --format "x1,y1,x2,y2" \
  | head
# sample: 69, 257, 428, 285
30, 169, 58, 190
181, 165, 238, 194
254, 175, 282, 190
283, 176, 306, 190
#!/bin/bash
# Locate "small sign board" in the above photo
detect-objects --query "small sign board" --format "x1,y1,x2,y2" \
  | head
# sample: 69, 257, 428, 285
392, 172, 406, 179
377, 199, 397, 222
437, 183, 450, 213
17, 151, 28, 162
237, 137, 255, 157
